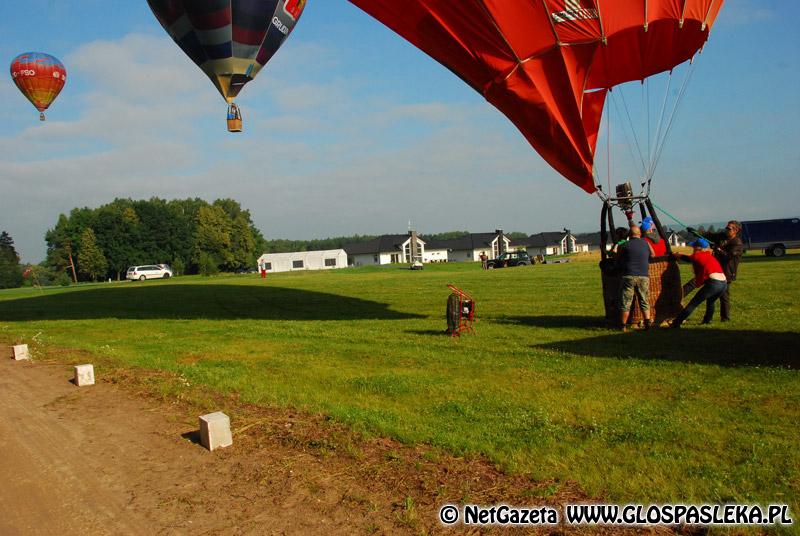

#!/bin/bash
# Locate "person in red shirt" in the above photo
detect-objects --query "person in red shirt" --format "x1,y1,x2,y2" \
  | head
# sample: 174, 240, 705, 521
670, 238, 728, 328
641, 217, 668, 256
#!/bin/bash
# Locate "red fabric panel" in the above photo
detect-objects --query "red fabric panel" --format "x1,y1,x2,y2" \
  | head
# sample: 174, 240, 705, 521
582, 89, 607, 157
187, 6, 231, 31
233, 25, 267, 46
683, 0, 719, 25
648, 0, 684, 22
587, 19, 709, 89
481, 0, 555, 58
705, 2, 724, 29
599, 0, 646, 35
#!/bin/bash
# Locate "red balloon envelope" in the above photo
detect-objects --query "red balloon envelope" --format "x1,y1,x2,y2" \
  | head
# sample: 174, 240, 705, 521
10, 52, 67, 121
349, 0, 725, 193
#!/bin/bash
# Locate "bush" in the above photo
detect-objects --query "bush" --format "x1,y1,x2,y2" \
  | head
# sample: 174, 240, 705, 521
198, 253, 218, 276
172, 257, 185, 277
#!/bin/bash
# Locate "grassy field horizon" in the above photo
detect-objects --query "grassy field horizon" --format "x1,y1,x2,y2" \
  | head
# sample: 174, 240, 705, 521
2, 253, 798, 530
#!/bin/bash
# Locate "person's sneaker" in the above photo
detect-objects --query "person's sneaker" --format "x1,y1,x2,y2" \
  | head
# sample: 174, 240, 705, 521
643, 319, 652, 331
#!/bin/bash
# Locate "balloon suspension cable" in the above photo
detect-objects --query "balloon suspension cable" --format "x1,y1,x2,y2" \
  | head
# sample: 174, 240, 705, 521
646, 69, 675, 185
648, 199, 706, 239
606, 58, 699, 202
606, 88, 612, 195
647, 59, 698, 187
610, 87, 647, 181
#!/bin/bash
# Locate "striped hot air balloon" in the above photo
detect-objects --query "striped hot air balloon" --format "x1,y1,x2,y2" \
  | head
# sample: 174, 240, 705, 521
10, 52, 67, 121
147, 0, 307, 132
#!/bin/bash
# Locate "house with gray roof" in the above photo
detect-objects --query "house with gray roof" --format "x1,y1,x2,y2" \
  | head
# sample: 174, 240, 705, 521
425, 230, 511, 262
344, 230, 511, 265
516, 230, 591, 257
343, 233, 426, 266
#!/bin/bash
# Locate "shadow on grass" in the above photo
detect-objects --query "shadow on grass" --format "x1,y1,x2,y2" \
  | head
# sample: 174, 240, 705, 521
405, 329, 453, 337
533, 326, 800, 369
495, 315, 609, 329
0, 285, 422, 321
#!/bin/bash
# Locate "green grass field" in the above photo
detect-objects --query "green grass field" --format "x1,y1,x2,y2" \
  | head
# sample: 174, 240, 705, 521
2, 253, 799, 526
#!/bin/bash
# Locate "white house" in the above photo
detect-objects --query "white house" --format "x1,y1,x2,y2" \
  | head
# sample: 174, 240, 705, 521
519, 231, 587, 256
344, 233, 426, 266
666, 229, 688, 248
257, 249, 348, 273
426, 231, 512, 262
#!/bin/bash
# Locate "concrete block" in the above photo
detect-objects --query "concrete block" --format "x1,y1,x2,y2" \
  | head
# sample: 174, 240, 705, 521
199, 412, 232, 451
74, 364, 95, 386
12, 345, 30, 361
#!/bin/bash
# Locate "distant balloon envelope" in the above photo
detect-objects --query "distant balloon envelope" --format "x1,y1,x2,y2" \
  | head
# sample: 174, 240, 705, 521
147, 0, 306, 103
10, 52, 67, 121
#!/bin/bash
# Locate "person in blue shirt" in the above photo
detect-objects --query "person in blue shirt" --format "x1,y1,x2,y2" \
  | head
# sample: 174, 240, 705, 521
617, 225, 655, 331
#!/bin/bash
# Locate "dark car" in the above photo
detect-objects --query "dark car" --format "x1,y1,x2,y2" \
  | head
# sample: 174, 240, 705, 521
486, 251, 531, 268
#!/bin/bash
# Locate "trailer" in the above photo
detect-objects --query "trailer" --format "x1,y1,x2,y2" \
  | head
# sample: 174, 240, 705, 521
740, 218, 800, 257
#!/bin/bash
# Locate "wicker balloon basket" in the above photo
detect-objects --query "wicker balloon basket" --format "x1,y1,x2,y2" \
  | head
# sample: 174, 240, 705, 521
601, 256, 683, 326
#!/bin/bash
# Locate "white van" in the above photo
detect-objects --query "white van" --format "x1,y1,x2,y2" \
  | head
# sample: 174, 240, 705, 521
126, 265, 173, 281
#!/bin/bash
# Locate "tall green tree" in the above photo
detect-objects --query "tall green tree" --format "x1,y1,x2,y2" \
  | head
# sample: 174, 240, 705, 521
77, 228, 108, 282
213, 199, 257, 270
0, 231, 23, 289
193, 205, 234, 269
93, 200, 142, 280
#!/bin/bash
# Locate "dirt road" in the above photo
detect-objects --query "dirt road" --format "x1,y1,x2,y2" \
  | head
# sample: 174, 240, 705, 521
0, 350, 614, 535
0, 355, 413, 535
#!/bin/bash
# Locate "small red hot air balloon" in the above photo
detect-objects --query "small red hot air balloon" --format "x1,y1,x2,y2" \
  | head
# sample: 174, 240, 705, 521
10, 52, 67, 121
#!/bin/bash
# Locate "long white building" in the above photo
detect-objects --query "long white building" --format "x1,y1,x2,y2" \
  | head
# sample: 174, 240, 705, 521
256, 249, 347, 274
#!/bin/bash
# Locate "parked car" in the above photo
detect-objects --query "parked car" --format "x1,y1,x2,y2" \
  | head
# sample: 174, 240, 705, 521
486, 251, 531, 268
126, 265, 173, 281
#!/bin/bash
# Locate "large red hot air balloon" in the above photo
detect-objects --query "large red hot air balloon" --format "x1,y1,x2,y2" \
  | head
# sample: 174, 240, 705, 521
349, 0, 724, 194
10, 52, 67, 121
351, 1, 727, 325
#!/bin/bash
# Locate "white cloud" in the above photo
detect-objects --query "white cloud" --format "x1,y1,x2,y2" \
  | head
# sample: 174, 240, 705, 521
66, 33, 207, 102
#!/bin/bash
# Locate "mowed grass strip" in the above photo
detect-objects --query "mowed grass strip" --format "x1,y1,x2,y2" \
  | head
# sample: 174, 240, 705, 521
1, 254, 798, 517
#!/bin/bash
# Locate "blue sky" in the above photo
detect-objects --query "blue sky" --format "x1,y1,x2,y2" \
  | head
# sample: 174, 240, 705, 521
1, 1, 798, 263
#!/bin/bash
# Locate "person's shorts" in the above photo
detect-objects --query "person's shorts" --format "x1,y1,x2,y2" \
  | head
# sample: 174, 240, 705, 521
620, 275, 650, 312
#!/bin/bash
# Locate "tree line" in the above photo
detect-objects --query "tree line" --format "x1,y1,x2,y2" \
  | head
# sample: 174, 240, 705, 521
1, 200, 537, 289
44, 197, 266, 282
